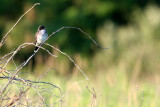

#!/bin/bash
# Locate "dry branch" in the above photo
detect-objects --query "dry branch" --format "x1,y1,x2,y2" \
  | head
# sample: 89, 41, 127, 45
86, 86, 97, 107
0, 3, 40, 48
0, 42, 57, 97
0, 76, 62, 106
0, 76, 60, 89
54, 80, 84, 106
0, 2, 108, 106
43, 26, 111, 50
7, 87, 30, 106
45, 43, 89, 80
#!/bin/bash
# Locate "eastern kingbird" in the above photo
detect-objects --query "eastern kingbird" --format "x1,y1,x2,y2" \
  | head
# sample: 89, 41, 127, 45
34, 26, 48, 52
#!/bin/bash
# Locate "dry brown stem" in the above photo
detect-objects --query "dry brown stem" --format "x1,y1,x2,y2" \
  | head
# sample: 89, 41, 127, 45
0, 2, 108, 106
0, 3, 40, 48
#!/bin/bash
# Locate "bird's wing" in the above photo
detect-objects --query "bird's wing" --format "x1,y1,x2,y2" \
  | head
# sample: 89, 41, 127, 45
34, 32, 38, 44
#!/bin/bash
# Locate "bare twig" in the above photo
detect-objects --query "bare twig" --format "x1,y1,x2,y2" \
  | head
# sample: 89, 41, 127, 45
45, 43, 89, 80
8, 87, 30, 106
44, 26, 110, 49
86, 86, 97, 107
0, 3, 40, 48
0, 51, 14, 61
54, 80, 84, 106
38, 68, 57, 81
31, 87, 47, 107
0, 43, 57, 97
3, 42, 57, 69
0, 76, 61, 96
52, 26, 110, 49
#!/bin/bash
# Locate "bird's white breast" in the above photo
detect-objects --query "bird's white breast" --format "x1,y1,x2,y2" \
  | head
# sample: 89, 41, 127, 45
37, 30, 48, 43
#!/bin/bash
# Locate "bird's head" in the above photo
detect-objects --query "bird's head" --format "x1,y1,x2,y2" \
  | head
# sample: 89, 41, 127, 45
38, 26, 45, 30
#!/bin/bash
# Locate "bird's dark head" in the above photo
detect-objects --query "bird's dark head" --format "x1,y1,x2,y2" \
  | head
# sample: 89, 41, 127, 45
38, 26, 45, 30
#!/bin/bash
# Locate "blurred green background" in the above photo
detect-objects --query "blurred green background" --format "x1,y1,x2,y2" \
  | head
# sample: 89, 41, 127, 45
1, 0, 160, 106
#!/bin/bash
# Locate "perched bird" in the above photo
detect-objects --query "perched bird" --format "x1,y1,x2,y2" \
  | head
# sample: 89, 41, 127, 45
34, 26, 48, 52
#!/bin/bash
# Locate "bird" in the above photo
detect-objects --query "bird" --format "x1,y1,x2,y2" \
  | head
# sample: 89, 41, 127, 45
34, 25, 48, 52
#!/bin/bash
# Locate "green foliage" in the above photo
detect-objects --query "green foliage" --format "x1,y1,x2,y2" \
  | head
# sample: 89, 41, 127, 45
0, 0, 160, 74
1, 0, 160, 55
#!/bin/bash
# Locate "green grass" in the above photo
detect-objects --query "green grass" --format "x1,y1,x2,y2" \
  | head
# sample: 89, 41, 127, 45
1, 64, 160, 106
